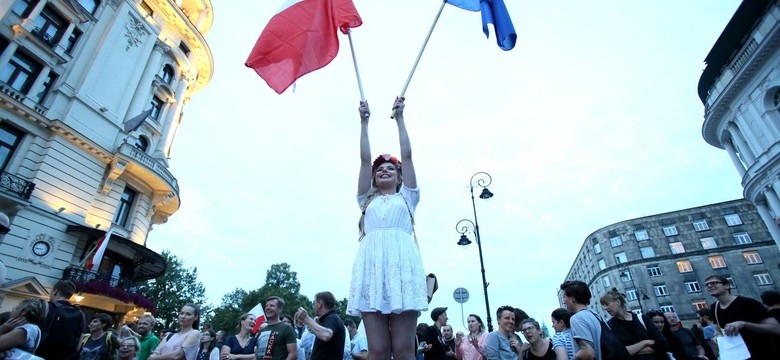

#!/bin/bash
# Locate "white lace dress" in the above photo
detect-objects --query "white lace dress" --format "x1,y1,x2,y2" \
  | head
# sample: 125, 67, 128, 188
347, 185, 428, 316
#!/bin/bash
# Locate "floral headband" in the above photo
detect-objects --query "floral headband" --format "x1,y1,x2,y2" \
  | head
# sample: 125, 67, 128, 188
372, 154, 401, 173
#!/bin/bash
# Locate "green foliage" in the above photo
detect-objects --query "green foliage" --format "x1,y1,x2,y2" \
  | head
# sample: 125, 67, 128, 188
211, 263, 365, 334
137, 250, 210, 330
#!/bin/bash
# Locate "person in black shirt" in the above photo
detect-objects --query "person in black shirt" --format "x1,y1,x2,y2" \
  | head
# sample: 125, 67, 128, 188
295, 291, 345, 360
600, 288, 667, 360
422, 307, 448, 360
760, 290, 780, 324
706, 275, 780, 360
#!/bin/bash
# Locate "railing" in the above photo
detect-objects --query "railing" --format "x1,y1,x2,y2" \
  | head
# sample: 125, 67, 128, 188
0, 82, 27, 102
31, 27, 57, 48
62, 265, 137, 292
730, 38, 758, 74
0, 171, 35, 200
118, 143, 179, 194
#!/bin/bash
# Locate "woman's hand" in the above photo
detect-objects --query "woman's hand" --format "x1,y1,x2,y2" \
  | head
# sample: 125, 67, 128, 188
391, 97, 405, 120
359, 101, 370, 121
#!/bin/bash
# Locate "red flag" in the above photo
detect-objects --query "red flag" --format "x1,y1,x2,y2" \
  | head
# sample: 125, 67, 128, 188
245, 0, 363, 94
247, 302, 268, 334
86, 226, 113, 271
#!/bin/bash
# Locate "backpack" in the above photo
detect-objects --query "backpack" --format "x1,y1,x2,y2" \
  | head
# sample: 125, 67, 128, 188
80, 333, 116, 359
35, 301, 84, 358
588, 310, 631, 360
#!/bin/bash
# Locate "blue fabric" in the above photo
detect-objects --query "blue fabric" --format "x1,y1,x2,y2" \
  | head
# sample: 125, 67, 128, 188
480, 0, 516, 51
446, 0, 480, 11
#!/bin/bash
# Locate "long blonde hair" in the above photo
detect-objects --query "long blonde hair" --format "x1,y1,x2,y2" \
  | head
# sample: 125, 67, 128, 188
358, 158, 404, 240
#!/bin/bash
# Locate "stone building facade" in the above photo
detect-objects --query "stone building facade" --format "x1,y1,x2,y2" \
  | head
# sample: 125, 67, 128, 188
560, 199, 779, 323
0, 0, 213, 321
699, 0, 780, 248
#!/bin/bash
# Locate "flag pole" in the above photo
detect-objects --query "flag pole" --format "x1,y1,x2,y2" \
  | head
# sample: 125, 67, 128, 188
393, 0, 447, 117
347, 29, 366, 103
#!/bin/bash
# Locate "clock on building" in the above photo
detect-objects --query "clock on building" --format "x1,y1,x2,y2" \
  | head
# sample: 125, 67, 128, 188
32, 241, 50, 257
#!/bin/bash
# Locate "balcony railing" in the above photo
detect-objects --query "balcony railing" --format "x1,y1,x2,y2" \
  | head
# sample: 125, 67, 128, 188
62, 265, 136, 292
31, 27, 57, 48
0, 171, 35, 200
118, 143, 179, 195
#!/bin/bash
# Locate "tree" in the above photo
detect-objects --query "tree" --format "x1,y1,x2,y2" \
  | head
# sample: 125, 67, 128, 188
210, 288, 247, 334
138, 250, 210, 329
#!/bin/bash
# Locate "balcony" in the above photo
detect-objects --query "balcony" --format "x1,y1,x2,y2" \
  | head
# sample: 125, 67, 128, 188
0, 171, 36, 200
62, 265, 157, 314
117, 143, 179, 195
63, 265, 135, 292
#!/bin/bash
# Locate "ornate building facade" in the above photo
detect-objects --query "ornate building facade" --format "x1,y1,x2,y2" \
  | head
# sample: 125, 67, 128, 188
560, 199, 779, 323
0, 0, 213, 321
699, 0, 780, 248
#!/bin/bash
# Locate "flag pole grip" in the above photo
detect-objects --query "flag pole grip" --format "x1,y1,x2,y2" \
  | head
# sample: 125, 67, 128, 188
393, 0, 447, 118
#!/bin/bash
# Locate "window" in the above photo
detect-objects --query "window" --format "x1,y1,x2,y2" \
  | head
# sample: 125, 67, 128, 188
743, 251, 762, 264
669, 242, 686, 254
654, 285, 669, 296
179, 41, 190, 56
684, 281, 701, 293
662, 225, 678, 236
660, 305, 675, 313
620, 271, 632, 282
709, 256, 727, 269
640, 246, 655, 258
32, 6, 68, 47
692, 219, 709, 231
160, 64, 175, 84
602, 276, 611, 288
733, 232, 752, 245
65, 29, 82, 54
700, 237, 717, 249
610, 236, 623, 247
754, 272, 773, 285
615, 252, 627, 264
0, 124, 24, 172
141, 1, 154, 16
725, 213, 742, 226
33, 72, 57, 104
598, 259, 606, 270
134, 136, 149, 152
0, 51, 41, 93
727, 276, 737, 289
626, 289, 637, 301
77, 0, 100, 14
648, 266, 662, 277
11, 0, 34, 16
113, 186, 137, 227
593, 242, 601, 254
692, 300, 708, 311
677, 260, 693, 273
150, 96, 164, 120
635, 229, 649, 241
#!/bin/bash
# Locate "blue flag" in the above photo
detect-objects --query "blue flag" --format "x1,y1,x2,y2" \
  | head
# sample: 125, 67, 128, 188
447, 0, 516, 51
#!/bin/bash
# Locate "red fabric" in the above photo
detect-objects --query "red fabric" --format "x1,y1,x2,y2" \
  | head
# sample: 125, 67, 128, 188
245, 0, 363, 94
251, 314, 267, 334
86, 227, 113, 271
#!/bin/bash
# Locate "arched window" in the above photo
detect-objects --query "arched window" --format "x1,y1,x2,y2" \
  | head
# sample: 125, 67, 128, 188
160, 64, 174, 84
134, 136, 149, 152
77, 0, 100, 15
773, 88, 780, 110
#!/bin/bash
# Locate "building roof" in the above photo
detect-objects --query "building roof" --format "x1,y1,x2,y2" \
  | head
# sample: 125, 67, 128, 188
697, 0, 776, 104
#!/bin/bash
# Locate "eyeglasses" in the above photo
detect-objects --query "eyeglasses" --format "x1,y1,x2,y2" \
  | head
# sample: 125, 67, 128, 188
704, 281, 725, 287
0, 225, 9, 234
120, 344, 136, 349
521, 327, 536, 333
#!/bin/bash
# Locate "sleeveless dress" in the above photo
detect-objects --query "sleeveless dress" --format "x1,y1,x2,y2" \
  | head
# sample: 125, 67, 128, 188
347, 185, 428, 315
152, 329, 199, 360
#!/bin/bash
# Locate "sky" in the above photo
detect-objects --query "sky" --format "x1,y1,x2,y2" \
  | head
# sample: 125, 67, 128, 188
147, 0, 746, 331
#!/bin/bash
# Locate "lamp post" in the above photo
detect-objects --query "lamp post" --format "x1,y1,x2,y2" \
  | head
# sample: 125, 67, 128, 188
455, 171, 495, 332
620, 267, 650, 313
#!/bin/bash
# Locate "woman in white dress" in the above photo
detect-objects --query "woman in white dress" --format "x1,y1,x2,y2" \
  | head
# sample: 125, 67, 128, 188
348, 97, 428, 360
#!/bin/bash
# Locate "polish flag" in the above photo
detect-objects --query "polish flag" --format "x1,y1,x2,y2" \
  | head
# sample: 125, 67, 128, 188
248, 302, 268, 334
245, 0, 363, 94
86, 226, 114, 271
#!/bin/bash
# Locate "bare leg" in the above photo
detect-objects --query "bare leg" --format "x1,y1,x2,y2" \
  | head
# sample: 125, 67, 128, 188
363, 312, 392, 360
389, 311, 418, 360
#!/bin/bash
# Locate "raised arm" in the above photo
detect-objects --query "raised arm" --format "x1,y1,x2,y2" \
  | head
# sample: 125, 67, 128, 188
357, 101, 373, 195
392, 97, 416, 189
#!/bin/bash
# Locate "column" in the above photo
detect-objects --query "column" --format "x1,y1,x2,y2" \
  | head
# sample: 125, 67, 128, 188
26, 65, 51, 102
765, 188, 780, 216
722, 140, 747, 177
0, 42, 19, 70
754, 201, 780, 249
20, 0, 48, 32
54, 23, 76, 55
153, 74, 189, 156
124, 40, 168, 122
728, 124, 756, 164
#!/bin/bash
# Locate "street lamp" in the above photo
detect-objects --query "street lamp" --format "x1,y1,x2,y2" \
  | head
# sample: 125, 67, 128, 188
455, 171, 494, 332
620, 267, 650, 313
